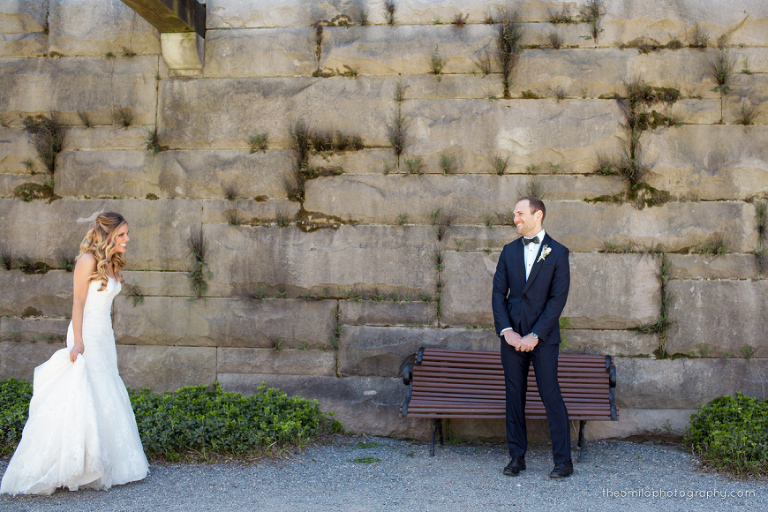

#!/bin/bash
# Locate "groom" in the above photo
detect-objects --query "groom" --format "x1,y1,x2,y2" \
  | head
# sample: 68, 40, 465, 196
491, 197, 573, 478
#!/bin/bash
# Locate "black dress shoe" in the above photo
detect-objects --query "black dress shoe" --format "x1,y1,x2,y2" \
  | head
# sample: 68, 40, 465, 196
503, 456, 526, 476
549, 459, 573, 478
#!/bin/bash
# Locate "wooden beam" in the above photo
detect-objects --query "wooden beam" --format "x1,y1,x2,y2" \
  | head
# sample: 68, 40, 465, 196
120, 0, 206, 37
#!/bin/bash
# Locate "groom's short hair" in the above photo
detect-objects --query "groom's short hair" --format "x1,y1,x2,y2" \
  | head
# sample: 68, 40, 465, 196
518, 196, 546, 222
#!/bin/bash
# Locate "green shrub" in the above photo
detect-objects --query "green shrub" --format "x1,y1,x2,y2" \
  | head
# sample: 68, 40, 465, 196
0, 379, 335, 460
129, 383, 328, 457
0, 379, 33, 455
684, 393, 768, 476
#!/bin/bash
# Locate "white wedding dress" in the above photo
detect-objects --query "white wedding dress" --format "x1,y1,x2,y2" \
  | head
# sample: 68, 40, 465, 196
1, 276, 148, 495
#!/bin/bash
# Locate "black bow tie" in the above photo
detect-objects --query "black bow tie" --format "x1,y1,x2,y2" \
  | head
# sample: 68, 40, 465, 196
523, 236, 540, 246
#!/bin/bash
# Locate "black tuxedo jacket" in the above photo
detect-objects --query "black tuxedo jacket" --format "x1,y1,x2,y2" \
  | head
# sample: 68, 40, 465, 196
491, 234, 570, 344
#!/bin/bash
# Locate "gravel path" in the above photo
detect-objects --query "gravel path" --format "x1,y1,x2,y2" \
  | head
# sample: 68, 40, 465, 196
1, 438, 765, 512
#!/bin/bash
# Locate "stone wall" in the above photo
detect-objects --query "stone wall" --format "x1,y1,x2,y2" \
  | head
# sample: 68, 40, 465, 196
1, 0, 767, 441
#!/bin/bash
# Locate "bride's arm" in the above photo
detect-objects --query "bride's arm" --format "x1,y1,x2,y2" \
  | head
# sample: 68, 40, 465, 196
70, 253, 96, 362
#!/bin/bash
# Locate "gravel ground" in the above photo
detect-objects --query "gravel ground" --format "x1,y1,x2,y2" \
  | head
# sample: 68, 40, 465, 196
1, 437, 765, 512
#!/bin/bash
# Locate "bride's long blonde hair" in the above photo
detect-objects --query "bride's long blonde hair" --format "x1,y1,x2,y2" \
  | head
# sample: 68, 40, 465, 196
77, 212, 127, 291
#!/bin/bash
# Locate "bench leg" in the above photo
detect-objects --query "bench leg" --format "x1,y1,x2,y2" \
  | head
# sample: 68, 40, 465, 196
577, 420, 586, 462
430, 419, 444, 457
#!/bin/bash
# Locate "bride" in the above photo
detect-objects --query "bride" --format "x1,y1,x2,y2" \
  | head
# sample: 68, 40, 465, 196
1, 212, 149, 495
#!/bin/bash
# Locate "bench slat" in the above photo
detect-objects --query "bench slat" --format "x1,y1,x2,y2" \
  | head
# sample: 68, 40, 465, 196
402, 348, 617, 423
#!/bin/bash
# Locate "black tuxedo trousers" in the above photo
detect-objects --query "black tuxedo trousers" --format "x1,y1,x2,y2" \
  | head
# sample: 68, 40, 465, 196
500, 339, 571, 462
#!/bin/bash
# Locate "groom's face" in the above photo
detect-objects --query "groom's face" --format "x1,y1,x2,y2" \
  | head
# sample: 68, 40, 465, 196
513, 200, 542, 238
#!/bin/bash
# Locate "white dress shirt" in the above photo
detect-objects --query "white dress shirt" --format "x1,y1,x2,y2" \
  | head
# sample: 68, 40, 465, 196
524, 229, 546, 280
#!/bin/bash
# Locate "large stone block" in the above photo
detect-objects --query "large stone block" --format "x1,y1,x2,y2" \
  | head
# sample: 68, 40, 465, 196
440, 251, 660, 329
0, 57, 159, 127
0, 172, 46, 197
0, 270, 72, 317
207, 0, 370, 29
204, 28, 316, 77
321, 25, 495, 76
48, 0, 161, 56
218, 373, 428, 437
667, 254, 760, 280
159, 76, 397, 150
337, 325, 498, 377
307, 149, 394, 175
0, 198, 203, 270
561, 329, 659, 357
339, 300, 436, 326
615, 357, 768, 409
667, 280, 768, 357
0, 32, 46, 57
544, 201, 758, 254
401, 99, 624, 175
305, 175, 624, 224
202, 198, 302, 225
55, 149, 294, 200
602, 0, 768, 47
447, 201, 758, 254
204, 224, 437, 298
116, 345, 217, 392
585, 408, 697, 441
645, 126, 768, 201
120, 271, 191, 297
62, 126, 148, 151
114, 296, 337, 348
0, 340, 62, 382
0, 1, 47, 33
217, 347, 336, 376
0, 127, 46, 173
0, 316, 69, 343
513, 49, 716, 100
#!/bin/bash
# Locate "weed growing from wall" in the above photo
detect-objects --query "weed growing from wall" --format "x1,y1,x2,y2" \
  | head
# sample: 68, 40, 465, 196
57, 254, 75, 272
127, 282, 144, 306
579, 0, 604, 43
225, 209, 243, 226
452, 13, 468, 28
496, 11, 523, 99
405, 157, 425, 175
188, 227, 211, 300
430, 45, 444, 80
77, 111, 93, 128
755, 199, 767, 274
388, 82, 407, 166
330, 302, 342, 348
636, 253, 672, 358
115, 107, 134, 128
475, 48, 493, 75
144, 129, 162, 155
549, 6, 575, 24
249, 132, 269, 153
385, 1, 396, 25
22, 114, 63, 174
548, 31, 564, 50
433, 249, 444, 322
693, 233, 728, 255
430, 208, 454, 242
735, 100, 760, 126
688, 24, 709, 48
222, 182, 239, 201
439, 154, 457, 174
710, 49, 735, 122
493, 156, 509, 175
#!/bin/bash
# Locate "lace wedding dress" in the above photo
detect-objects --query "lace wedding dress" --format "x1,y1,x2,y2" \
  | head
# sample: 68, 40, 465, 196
1, 276, 148, 495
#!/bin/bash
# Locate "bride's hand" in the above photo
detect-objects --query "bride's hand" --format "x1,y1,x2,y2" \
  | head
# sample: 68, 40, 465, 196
70, 342, 84, 362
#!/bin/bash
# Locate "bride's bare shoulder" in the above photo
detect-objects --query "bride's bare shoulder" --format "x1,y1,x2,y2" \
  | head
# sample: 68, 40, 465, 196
74, 252, 97, 274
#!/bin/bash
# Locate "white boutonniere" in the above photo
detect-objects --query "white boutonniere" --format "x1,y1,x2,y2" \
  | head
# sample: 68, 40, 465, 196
537, 245, 551, 263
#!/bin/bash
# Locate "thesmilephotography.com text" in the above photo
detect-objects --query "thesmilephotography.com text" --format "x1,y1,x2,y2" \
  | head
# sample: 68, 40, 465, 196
602, 488, 757, 500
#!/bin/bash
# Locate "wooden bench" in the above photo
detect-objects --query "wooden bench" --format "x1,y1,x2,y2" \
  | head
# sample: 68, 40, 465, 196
400, 348, 618, 457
